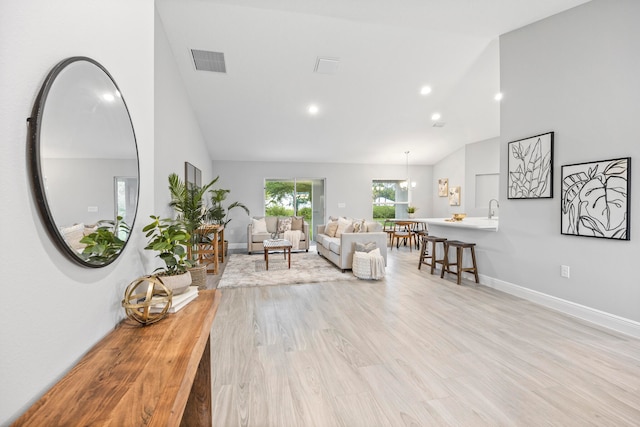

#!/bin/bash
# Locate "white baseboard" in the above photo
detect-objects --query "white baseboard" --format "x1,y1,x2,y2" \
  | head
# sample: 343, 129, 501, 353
479, 274, 640, 339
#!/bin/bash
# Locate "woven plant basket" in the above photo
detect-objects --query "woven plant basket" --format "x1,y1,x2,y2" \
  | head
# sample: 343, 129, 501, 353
188, 264, 207, 290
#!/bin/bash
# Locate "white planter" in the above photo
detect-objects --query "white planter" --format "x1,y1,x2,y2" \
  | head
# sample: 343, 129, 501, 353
157, 271, 192, 295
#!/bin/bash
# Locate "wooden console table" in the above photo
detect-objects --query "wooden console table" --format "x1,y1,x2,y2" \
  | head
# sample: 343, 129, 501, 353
13, 290, 221, 426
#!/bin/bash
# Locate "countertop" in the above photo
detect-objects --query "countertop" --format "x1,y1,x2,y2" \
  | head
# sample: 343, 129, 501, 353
419, 217, 499, 231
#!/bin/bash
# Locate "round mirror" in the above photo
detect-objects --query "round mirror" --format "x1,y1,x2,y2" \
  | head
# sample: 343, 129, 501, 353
29, 57, 139, 267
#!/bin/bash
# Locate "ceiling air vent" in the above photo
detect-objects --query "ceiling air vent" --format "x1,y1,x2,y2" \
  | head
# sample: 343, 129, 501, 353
191, 49, 226, 73
314, 57, 340, 74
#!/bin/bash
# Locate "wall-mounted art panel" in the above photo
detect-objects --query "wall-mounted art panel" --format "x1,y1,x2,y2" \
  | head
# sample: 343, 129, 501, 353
561, 157, 631, 240
508, 132, 553, 199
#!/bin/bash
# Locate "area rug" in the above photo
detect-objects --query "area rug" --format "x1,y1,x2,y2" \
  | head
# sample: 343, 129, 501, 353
217, 251, 358, 288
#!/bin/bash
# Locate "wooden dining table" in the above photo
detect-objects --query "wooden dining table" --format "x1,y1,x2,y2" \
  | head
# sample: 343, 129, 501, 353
384, 219, 427, 250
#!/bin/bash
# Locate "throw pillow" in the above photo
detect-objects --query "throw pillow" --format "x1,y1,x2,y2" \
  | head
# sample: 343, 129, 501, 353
365, 221, 382, 232
335, 217, 352, 237
291, 216, 303, 231
277, 217, 292, 233
252, 217, 268, 234
325, 220, 339, 237
352, 219, 366, 233
265, 216, 278, 233
60, 223, 86, 251
355, 241, 377, 253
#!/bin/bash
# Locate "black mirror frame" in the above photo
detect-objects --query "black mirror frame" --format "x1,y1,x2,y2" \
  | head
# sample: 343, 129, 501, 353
28, 56, 140, 268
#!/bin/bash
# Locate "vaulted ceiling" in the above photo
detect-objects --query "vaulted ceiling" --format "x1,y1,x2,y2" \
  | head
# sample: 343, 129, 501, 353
156, 0, 590, 165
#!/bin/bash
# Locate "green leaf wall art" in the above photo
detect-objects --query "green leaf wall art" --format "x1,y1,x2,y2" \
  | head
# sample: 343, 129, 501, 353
508, 132, 554, 199
561, 157, 631, 240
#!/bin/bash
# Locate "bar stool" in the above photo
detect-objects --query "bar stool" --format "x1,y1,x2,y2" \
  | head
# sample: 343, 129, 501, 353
440, 240, 479, 285
418, 235, 447, 274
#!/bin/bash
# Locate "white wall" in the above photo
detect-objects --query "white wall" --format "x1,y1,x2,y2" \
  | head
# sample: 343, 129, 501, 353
431, 137, 499, 218
154, 9, 214, 218
432, 147, 465, 217
500, 0, 640, 323
44, 158, 138, 226
0, 1, 155, 424
433, 0, 640, 334
211, 160, 433, 244
465, 137, 500, 217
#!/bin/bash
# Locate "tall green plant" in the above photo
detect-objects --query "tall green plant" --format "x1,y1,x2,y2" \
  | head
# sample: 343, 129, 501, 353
167, 173, 217, 260
206, 187, 250, 227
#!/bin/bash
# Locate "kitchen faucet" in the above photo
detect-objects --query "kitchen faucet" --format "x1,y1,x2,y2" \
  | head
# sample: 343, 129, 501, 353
488, 199, 499, 219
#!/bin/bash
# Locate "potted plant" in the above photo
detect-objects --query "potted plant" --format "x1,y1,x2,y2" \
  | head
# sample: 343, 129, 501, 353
80, 216, 129, 264
167, 172, 218, 261
407, 205, 418, 218
142, 215, 193, 294
206, 186, 250, 257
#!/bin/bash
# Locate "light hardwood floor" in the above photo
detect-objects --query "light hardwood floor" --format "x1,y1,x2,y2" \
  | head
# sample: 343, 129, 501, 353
209, 248, 640, 426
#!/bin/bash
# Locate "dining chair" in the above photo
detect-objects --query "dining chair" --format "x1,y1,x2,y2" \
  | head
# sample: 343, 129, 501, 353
390, 220, 417, 251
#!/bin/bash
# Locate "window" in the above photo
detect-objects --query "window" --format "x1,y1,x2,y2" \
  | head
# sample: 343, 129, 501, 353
114, 176, 138, 239
264, 178, 325, 239
372, 180, 409, 223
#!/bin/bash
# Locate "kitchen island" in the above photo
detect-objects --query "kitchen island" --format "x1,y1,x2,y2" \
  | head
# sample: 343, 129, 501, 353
418, 217, 500, 284
421, 217, 499, 231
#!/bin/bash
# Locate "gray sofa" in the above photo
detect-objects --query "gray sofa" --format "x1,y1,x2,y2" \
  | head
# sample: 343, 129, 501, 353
315, 220, 387, 272
247, 216, 310, 254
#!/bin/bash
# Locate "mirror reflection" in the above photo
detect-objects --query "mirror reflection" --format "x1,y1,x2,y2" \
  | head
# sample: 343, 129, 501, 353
30, 57, 139, 267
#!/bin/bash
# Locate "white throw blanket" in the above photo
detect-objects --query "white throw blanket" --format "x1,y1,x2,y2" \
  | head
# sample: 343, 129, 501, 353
369, 253, 386, 280
352, 249, 385, 280
283, 230, 302, 250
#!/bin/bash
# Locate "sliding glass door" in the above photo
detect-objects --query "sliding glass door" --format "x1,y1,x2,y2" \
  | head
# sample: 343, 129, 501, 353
264, 178, 325, 239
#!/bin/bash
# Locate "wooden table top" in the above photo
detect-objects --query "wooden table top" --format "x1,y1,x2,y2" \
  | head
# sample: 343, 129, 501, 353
13, 290, 221, 426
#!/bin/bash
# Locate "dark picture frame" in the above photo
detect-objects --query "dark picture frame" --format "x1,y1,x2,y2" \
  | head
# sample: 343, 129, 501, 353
185, 162, 201, 189
507, 132, 554, 199
561, 157, 631, 240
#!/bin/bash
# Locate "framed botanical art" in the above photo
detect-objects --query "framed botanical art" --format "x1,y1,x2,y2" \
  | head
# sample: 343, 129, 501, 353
438, 178, 448, 197
448, 186, 461, 206
561, 157, 631, 240
508, 132, 554, 199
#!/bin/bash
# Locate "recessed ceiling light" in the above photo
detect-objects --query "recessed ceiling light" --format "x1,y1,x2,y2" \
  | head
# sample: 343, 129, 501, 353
420, 86, 432, 95
494, 92, 503, 101
308, 104, 319, 115
431, 113, 441, 121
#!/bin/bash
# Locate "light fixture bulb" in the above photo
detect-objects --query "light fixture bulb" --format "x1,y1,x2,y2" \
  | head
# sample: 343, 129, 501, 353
420, 86, 432, 95
308, 104, 319, 115
431, 113, 441, 121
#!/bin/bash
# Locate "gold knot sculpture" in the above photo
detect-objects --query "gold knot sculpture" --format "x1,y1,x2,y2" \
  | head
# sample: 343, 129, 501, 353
122, 276, 173, 325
